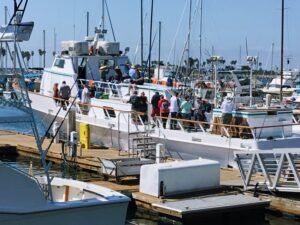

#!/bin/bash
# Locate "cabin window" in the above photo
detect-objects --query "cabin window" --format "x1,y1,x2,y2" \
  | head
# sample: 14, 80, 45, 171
54, 59, 65, 68
103, 107, 116, 118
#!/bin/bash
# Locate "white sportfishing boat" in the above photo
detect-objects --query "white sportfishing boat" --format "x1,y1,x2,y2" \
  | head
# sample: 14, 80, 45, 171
28, 0, 300, 168
28, 39, 300, 168
0, 161, 130, 225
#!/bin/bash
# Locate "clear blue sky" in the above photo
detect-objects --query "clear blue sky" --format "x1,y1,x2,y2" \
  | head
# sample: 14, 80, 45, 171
0, 0, 299, 70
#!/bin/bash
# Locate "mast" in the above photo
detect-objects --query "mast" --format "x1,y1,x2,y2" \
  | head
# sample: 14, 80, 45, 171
148, 0, 154, 80
199, 0, 203, 71
43, 29, 46, 67
271, 43, 274, 73
102, 0, 105, 36
141, 0, 144, 70
158, 21, 161, 80
280, 0, 284, 102
86, 11, 89, 36
187, 0, 192, 76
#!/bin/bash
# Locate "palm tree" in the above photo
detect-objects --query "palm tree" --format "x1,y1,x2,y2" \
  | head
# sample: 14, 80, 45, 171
31, 50, 34, 67
24, 51, 31, 68
0, 47, 6, 69
38, 49, 46, 67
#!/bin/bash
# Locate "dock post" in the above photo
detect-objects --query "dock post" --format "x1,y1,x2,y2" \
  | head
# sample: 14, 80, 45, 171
67, 106, 76, 141
156, 143, 165, 164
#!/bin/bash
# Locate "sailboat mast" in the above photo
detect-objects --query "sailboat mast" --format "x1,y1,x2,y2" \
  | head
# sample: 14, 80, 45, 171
141, 0, 144, 71
102, 0, 105, 38
148, 0, 154, 80
187, 0, 192, 76
199, 0, 203, 71
158, 21, 161, 80
280, 0, 284, 102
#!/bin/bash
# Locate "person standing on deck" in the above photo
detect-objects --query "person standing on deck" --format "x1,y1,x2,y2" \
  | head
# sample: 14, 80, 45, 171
59, 81, 71, 108
81, 84, 91, 115
158, 95, 170, 129
151, 92, 161, 127
169, 92, 180, 129
53, 83, 59, 105
128, 91, 141, 124
180, 96, 193, 130
220, 96, 235, 136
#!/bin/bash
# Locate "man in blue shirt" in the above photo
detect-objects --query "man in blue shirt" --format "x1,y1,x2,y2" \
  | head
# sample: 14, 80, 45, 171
129, 65, 138, 80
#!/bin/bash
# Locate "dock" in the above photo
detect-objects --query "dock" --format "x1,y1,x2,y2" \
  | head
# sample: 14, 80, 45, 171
0, 130, 299, 221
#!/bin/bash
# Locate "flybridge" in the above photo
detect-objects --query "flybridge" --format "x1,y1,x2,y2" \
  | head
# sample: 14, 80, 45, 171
0, 0, 34, 42
0, 22, 34, 42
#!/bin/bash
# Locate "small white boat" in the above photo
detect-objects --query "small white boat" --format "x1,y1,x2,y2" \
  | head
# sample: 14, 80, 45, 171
0, 162, 130, 225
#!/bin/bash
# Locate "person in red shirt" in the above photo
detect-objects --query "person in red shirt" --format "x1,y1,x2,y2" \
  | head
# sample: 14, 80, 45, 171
158, 95, 170, 129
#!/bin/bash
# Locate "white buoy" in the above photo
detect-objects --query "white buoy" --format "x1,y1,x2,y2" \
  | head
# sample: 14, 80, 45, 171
156, 143, 165, 164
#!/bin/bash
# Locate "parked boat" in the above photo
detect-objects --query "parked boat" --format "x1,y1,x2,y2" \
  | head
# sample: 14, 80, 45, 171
28, 44, 300, 167
0, 161, 130, 225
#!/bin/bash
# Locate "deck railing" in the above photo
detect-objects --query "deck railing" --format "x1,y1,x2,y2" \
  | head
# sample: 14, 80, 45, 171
30, 91, 300, 141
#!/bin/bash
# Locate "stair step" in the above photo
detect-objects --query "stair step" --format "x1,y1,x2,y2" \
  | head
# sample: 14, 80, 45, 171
129, 131, 147, 136
136, 142, 156, 147
131, 137, 153, 141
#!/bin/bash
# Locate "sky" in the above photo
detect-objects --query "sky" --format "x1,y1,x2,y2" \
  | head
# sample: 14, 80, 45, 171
0, 0, 299, 70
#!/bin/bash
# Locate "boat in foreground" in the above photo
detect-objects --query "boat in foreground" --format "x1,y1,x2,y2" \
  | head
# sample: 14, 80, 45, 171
0, 161, 130, 225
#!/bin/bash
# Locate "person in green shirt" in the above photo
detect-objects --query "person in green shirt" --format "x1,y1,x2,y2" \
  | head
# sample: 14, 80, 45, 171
180, 96, 193, 130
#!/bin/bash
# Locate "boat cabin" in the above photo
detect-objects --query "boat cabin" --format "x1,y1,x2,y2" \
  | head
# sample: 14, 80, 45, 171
212, 108, 293, 139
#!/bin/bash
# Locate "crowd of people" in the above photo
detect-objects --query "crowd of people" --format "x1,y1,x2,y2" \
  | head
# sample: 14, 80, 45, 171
99, 64, 144, 86
127, 89, 213, 131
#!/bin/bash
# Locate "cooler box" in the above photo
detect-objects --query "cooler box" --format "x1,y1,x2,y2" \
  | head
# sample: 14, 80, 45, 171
140, 159, 220, 197
80, 123, 90, 149
101, 93, 109, 99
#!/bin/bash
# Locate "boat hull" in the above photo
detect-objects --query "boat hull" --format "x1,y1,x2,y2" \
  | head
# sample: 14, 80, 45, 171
0, 202, 128, 225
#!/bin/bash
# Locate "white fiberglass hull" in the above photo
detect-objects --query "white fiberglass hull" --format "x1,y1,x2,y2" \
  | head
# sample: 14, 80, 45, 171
0, 162, 130, 225
29, 93, 300, 168
0, 203, 128, 225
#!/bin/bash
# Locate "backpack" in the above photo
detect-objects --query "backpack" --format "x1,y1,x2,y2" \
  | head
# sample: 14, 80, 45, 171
162, 101, 169, 111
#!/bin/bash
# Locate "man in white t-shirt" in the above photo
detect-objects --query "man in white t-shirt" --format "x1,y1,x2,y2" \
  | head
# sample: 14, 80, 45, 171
220, 96, 235, 136
169, 92, 180, 129
81, 84, 90, 115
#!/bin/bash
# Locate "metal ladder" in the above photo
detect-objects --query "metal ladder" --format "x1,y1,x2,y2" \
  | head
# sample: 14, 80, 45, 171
128, 131, 156, 158
235, 149, 300, 193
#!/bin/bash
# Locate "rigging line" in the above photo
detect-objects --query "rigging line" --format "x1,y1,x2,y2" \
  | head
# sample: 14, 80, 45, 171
44, 94, 79, 157
175, 0, 201, 78
142, 29, 158, 75
41, 78, 79, 144
166, 0, 189, 67
104, 0, 116, 42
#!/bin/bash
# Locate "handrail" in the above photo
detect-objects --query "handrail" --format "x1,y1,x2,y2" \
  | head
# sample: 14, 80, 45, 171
30, 91, 300, 133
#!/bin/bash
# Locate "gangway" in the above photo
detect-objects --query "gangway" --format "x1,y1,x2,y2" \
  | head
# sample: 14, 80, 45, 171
235, 149, 300, 193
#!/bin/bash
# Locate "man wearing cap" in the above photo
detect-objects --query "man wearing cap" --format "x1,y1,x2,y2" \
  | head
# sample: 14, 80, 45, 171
99, 65, 109, 82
